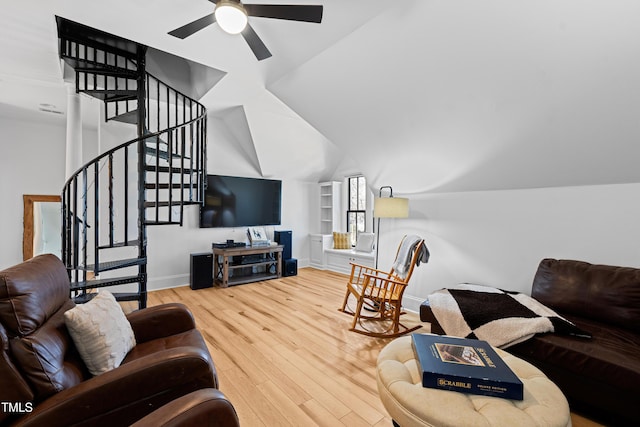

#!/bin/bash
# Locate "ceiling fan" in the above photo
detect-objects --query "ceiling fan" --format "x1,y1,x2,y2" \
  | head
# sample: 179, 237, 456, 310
168, 0, 323, 60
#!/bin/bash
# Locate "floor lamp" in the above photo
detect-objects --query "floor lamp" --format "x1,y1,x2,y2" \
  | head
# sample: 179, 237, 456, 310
374, 186, 409, 269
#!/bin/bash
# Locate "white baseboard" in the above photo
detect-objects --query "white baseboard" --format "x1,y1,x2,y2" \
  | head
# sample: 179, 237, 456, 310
147, 273, 190, 291
403, 294, 426, 314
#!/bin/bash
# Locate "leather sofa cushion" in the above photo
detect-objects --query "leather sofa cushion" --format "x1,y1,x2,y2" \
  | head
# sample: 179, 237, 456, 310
123, 328, 218, 388
532, 258, 640, 333
10, 300, 88, 400
509, 313, 640, 395
130, 388, 239, 427
0, 254, 70, 337
0, 322, 35, 423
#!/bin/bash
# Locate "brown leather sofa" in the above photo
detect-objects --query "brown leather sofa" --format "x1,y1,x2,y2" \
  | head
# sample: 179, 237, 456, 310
421, 258, 640, 426
0, 254, 238, 427
131, 388, 240, 427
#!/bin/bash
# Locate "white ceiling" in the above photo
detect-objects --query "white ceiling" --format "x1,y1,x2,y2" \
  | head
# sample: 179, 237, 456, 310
2, 1, 640, 191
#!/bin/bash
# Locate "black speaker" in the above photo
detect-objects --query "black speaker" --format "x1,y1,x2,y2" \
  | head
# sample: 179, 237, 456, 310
283, 258, 297, 277
274, 230, 292, 260
190, 252, 213, 290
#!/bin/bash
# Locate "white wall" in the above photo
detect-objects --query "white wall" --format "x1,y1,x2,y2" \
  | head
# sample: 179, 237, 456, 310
373, 183, 640, 312
0, 115, 67, 269
0, 109, 316, 289
144, 178, 315, 291
5, 112, 640, 307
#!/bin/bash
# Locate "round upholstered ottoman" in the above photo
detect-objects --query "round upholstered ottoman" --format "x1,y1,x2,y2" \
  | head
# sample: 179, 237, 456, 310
376, 335, 571, 427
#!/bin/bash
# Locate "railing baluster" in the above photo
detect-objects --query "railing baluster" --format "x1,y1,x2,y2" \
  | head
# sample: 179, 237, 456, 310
155, 134, 160, 222
156, 78, 160, 134
202, 116, 207, 203
146, 74, 150, 131
108, 153, 114, 247
81, 170, 87, 284
115, 70, 119, 118
180, 127, 186, 225
62, 185, 68, 271
74, 175, 79, 271
168, 130, 173, 222
124, 146, 129, 245
94, 162, 99, 274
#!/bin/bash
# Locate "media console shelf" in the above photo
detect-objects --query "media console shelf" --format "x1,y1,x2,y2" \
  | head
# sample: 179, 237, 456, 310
213, 245, 283, 287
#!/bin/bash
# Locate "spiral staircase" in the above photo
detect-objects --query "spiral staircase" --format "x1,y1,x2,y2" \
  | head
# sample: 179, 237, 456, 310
56, 17, 207, 309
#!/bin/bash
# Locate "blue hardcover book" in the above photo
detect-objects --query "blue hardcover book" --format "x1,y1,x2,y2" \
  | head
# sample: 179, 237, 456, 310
411, 334, 523, 400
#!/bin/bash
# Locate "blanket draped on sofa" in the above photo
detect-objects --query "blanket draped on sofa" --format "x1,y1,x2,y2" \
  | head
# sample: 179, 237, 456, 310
428, 284, 590, 348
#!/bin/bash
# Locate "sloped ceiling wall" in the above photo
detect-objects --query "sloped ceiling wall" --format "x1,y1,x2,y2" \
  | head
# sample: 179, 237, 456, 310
209, 94, 345, 181
2, 1, 639, 190
269, 0, 640, 194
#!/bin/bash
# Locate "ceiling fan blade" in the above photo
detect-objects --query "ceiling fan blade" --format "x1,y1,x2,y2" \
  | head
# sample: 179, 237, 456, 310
241, 24, 272, 61
168, 14, 216, 39
243, 4, 323, 23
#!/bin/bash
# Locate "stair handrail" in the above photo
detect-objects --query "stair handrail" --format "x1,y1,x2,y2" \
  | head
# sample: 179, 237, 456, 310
61, 109, 207, 190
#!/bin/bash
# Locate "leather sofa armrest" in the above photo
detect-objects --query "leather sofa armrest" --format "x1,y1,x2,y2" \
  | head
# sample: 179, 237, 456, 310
130, 388, 239, 427
127, 303, 196, 343
419, 300, 445, 335
13, 347, 216, 427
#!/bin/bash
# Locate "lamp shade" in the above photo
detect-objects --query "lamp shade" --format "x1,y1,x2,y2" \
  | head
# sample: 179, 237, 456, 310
374, 197, 409, 218
215, 1, 248, 34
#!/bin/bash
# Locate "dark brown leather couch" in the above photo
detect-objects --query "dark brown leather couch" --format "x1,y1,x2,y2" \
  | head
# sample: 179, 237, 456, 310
420, 258, 640, 426
0, 254, 238, 427
131, 388, 240, 427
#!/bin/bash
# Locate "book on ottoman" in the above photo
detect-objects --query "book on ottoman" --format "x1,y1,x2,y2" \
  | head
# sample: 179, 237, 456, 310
411, 334, 523, 400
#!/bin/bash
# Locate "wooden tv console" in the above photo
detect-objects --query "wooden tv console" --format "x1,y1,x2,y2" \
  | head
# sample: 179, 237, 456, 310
213, 245, 283, 287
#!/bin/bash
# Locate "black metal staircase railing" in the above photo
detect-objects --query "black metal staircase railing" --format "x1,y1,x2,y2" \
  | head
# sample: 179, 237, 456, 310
57, 17, 206, 308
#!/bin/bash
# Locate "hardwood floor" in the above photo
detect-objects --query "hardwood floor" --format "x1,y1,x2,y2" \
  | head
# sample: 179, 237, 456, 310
146, 267, 602, 427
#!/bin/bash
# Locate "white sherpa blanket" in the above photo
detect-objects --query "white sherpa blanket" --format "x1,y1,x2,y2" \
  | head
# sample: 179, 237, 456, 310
428, 284, 590, 348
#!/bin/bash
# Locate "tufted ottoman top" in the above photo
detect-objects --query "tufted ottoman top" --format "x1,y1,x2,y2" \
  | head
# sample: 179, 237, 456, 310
376, 335, 571, 427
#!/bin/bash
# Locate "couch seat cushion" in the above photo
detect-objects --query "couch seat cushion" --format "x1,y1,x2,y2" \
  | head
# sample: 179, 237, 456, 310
510, 314, 640, 394
122, 328, 217, 388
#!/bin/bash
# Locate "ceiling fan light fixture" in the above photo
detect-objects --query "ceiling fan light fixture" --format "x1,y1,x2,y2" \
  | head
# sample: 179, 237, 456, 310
215, 0, 248, 35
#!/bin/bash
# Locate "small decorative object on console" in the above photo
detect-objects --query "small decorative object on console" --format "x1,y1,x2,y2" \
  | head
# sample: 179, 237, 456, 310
247, 226, 270, 246
411, 334, 523, 400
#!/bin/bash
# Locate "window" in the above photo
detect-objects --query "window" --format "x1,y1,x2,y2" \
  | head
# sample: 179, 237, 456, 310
347, 175, 367, 245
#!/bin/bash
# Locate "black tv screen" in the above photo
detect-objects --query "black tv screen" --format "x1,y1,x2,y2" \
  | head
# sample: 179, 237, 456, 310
200, 175, 282, 228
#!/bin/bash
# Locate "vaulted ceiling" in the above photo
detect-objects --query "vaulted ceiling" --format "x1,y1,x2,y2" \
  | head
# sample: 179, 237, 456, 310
2, 1, 640, 190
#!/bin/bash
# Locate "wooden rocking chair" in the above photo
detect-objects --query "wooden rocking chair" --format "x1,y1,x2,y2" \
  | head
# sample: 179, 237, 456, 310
339, 235, 427, 338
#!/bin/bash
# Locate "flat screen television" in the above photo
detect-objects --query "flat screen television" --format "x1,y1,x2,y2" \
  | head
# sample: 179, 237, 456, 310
200, 175, 282, 228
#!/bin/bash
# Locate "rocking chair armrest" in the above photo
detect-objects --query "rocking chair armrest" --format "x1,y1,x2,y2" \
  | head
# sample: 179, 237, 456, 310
349, 263, 385, 274
362, 273, 406, 287
348, 264, 393, 281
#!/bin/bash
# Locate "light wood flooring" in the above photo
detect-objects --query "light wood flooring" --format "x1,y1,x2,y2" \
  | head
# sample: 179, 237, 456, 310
146, 267, 603, 427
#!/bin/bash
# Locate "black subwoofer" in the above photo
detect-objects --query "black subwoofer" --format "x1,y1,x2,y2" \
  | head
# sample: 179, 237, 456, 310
190, 252, 213, 290
283, 258, 297, 277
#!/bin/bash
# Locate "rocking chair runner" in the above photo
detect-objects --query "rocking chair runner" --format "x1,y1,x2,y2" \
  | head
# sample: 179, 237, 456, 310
339, 235, 428, 338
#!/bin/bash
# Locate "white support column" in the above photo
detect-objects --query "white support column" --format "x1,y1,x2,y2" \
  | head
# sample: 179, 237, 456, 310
65, 83, 82, 179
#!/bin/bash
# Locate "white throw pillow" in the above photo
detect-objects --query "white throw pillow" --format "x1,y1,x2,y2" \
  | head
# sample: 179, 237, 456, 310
64, 291, 136, 376
354, 233, 375, 252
